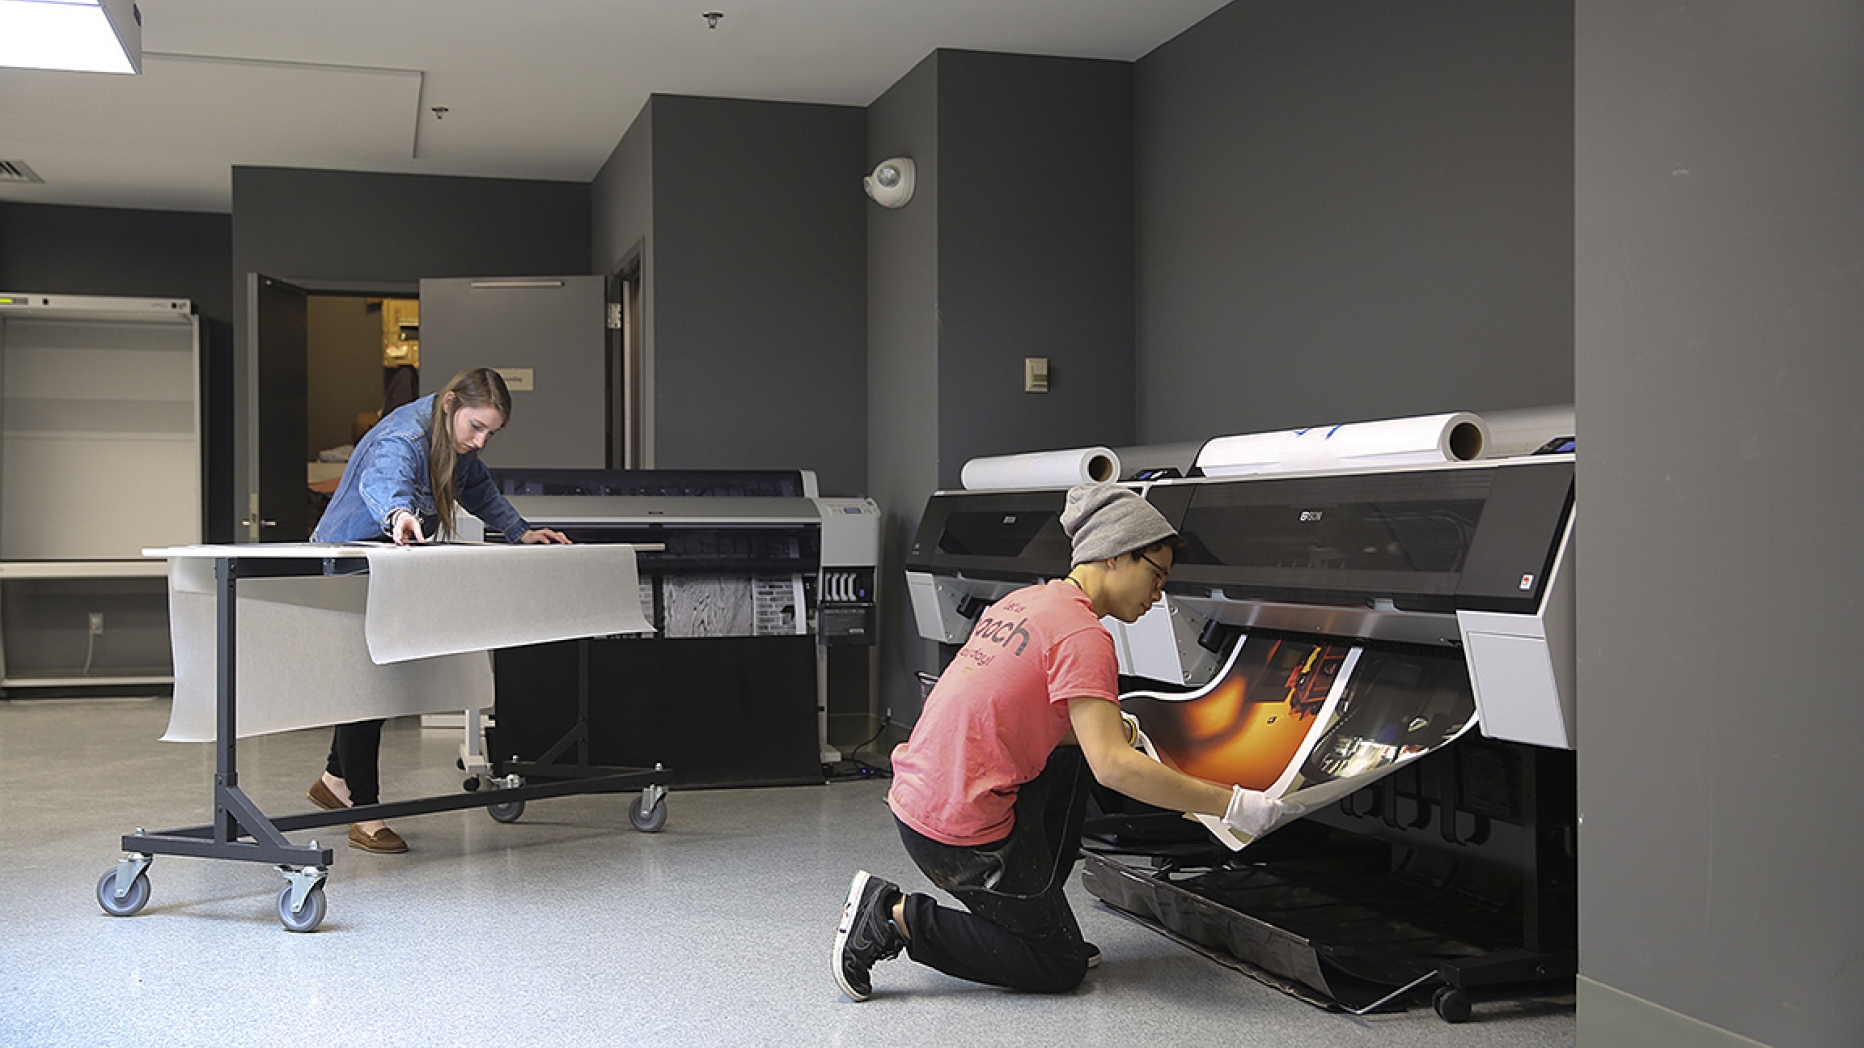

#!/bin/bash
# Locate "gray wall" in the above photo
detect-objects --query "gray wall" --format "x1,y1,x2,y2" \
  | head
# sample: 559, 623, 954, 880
231, 167, 590, 287
933, 51, 1136, 486
1575, 2, 1864, 1046
591, 102, 655, 462
866, 51, 1139, 726
591, 100, 654, 279
1134, 0, 1574, 442
591, 95, 868, 496
867, 54, 942, 728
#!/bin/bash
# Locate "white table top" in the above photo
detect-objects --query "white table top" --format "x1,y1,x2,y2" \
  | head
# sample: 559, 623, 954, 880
143, 542, 662, 560
143, 543, 370, 560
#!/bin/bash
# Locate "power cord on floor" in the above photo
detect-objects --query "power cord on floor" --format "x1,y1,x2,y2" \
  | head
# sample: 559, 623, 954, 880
824, 715, 895, 781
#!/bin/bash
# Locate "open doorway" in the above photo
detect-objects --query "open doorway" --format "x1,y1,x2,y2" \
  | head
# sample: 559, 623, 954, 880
305, 294, 419, 535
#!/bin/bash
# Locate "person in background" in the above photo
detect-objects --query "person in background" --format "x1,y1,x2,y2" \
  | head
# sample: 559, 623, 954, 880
833, 483, 1292, 1000
306, 366, 570, 853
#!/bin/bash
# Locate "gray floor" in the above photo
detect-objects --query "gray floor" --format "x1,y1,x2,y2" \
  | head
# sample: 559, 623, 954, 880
0, 697, 1574, 1047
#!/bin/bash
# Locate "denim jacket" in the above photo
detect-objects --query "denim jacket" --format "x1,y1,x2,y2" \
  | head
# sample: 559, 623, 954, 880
310, 394, 529, 543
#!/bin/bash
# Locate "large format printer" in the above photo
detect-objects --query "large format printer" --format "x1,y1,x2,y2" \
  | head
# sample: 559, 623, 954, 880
471, 468, 879, 788
905, 450, 1576, 1020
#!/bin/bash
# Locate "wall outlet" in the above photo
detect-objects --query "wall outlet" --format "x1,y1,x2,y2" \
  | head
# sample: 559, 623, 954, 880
88, 613, 104, 636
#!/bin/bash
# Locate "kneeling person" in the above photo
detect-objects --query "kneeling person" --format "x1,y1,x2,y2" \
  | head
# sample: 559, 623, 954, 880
833, 483, 1289, 1000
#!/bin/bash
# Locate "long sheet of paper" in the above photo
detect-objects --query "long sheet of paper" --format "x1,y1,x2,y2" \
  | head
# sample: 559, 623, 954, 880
159, 543, 653, 742
359, 543, 651, 662
1123, 633, 1479, 850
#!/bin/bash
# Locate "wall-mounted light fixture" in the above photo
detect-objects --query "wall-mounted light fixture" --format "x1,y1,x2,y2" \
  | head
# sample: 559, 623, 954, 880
0, 0, 142, 74
864, 158, 915, 208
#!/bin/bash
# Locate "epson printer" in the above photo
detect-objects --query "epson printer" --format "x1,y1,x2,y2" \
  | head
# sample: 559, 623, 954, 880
905, 444, 1575, 1021
471, 469, 879, 788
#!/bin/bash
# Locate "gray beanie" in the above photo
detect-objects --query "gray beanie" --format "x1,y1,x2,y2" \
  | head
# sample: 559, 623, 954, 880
1061, 483, 1177, 566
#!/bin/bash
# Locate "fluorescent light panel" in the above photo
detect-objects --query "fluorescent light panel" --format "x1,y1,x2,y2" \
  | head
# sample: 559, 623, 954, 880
0, 0, 141, 75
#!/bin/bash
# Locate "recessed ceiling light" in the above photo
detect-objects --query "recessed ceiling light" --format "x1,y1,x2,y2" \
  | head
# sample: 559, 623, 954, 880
0, 0, 143, 75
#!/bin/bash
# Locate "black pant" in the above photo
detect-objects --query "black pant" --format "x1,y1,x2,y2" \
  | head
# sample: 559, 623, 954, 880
325, 719, 384, 807
895, 746, 1096, 994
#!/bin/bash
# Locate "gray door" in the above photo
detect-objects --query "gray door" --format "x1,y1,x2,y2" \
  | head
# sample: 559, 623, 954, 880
417, 276, 607, 470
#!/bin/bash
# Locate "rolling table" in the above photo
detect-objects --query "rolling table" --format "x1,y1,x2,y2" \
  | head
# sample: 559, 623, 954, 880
98, 542, 668, 931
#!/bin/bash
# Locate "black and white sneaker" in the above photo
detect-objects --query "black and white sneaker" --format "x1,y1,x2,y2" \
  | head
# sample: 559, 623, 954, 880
833, 870, 904, 1001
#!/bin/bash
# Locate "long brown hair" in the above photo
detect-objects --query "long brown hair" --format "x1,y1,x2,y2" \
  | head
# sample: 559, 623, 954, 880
427, 368, 511, 538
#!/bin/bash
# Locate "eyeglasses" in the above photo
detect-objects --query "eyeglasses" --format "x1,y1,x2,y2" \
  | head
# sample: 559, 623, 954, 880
1139, 552, 1170, 588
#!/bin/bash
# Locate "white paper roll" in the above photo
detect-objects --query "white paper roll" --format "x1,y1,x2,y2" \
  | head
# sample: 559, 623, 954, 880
1477, 404, 1574, 458
961, 446, 1121, 490
1195, 412, 1488, 478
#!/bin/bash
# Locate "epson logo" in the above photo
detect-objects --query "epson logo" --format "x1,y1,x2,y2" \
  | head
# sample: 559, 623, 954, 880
1299, 510, 1324, 522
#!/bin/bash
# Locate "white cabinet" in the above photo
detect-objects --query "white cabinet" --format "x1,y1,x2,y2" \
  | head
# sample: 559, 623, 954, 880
0, 293, 201, 691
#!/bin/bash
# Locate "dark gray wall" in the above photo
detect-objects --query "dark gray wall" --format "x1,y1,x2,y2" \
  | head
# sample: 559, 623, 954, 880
1134, 0, 1574, 442
1575, 2, 1864, 1045
866, 51, 1139, 726
591, 101, 654, 462
642, 96, 868, 496
231, 167, 590, 287
867, 53, 942, 728
592, 101, 653, 280
0, 202, 234, 540
934, 51, 1135, 486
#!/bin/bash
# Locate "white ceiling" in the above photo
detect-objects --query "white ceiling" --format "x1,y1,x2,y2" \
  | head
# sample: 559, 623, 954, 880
0, 0, 1230, 213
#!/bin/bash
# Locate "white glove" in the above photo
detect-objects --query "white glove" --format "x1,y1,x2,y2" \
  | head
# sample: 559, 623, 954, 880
1220, 785, 1304, 838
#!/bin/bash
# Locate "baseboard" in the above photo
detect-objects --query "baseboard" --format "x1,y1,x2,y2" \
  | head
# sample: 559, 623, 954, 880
1578, 975, 1771, 1047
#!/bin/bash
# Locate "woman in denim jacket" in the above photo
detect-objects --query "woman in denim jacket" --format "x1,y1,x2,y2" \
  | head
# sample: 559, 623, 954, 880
306, 367, 569, 853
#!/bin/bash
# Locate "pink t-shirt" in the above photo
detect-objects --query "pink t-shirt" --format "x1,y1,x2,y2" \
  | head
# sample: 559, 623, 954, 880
888, 579, 1119, 847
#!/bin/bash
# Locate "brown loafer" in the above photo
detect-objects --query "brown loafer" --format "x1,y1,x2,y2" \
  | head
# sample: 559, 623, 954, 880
349, 824, 407, 854
307, 778, 349, 812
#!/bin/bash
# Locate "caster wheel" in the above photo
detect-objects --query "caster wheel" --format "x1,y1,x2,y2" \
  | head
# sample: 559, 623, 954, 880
629, 794, 668, 833
455, 758, 465, 770
488, 798, 525, 823
1433, 985, 1472, 1023
462, 776, 480, 791
96, 867, 151, 917
277, 884, 327, 933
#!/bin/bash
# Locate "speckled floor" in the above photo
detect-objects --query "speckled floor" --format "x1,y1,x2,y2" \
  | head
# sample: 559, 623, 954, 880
0, 697, 1574, 1047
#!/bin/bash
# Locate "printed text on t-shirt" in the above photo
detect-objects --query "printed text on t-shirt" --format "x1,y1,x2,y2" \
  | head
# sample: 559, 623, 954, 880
970, 615, 1032, 657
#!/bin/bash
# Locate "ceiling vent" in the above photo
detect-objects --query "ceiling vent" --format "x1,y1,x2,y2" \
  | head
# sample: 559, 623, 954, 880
1, 161, 45, 184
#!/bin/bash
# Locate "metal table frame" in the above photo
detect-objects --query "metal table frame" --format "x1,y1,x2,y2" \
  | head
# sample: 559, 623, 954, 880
99, 546, 669, 931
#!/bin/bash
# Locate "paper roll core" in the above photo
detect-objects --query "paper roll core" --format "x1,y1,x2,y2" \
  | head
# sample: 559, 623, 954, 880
1085, 453, 1115, 483
1447, 421, 1486, 461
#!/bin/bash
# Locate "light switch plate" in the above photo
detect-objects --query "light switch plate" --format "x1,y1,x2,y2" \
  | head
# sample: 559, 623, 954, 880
1024, 357, 1049, 393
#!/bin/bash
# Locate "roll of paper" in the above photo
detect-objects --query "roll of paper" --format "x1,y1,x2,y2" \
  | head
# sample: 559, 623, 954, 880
961, 446, 1121, 491
1478, 404, 1574, 458
1109, 441, 1205, 481
1195, 412, 1488, 478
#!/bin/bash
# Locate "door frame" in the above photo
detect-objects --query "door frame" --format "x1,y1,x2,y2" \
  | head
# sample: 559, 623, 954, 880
237, 275, 417, 543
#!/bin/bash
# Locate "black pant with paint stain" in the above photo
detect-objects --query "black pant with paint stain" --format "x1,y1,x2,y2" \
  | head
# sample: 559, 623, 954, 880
895, 746, 1097, 994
